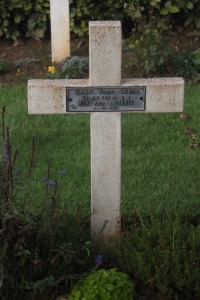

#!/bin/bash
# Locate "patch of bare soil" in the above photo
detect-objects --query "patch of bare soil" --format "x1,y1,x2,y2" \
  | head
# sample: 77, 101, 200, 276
0, 34, 89, 86
0, 28, 200, 86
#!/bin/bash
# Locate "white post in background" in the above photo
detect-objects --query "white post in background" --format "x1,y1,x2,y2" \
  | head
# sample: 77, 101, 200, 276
50, 0, 70, 62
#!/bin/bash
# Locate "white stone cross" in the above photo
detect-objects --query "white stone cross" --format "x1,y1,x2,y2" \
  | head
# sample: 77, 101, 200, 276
50, 0, 70, 62
28, 21, 184, 245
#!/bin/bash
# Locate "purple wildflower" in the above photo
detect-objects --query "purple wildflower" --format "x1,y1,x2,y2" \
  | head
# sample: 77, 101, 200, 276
3, 143, 9, 163
42, 176, 48, 183
48, 180, 56, 188
95, 254, 103, 265
4, 151, 9, 163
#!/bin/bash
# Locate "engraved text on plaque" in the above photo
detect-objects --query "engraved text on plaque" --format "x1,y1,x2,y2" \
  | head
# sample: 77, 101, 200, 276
66, 87, 146, 112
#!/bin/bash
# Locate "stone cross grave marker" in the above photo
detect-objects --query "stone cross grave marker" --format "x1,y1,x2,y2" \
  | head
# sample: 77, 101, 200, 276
50, 0, 70, 62
28, 21, 184, 245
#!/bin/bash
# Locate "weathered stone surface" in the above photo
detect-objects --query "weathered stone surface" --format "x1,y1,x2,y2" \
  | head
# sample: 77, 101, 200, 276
89, 21, 121, 86
91, 112, 121, 243
28, 78, 184, 114
122, 78, 184, 112
28, 79, 88, 114
89, 22, 122, 243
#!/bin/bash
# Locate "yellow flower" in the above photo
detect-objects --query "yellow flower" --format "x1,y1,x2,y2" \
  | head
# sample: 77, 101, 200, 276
134, 39, 140, 45
48, 66, 56, 74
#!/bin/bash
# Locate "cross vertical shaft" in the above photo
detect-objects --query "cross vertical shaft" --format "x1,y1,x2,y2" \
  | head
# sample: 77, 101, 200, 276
90, 22, 122, 243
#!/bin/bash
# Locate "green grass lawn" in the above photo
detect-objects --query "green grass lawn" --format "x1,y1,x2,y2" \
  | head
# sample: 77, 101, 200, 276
0, 84, 200, 218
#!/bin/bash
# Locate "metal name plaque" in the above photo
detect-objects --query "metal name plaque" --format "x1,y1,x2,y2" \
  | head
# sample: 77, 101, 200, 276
66, 86, 146, 112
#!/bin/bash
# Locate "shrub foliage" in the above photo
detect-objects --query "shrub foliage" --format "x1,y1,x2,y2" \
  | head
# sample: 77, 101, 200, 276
0, 0, 200, 39
0, 0, 50, 40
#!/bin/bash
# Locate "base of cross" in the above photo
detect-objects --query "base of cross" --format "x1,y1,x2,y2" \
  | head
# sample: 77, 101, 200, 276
28, 21, 184, 246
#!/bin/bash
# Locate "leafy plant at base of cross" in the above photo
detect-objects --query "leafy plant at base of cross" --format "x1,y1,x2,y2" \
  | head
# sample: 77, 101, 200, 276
68, 268, 136, 300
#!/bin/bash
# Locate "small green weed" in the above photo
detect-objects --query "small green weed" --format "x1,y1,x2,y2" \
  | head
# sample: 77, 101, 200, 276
61, 56, 89, 79
47, 56, 89, 79
68, 268, 136, 300
170, 48, 200, 82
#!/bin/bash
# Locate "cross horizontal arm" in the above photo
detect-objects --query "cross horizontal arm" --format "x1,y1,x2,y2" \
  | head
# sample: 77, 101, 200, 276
28, 77, 184, 114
